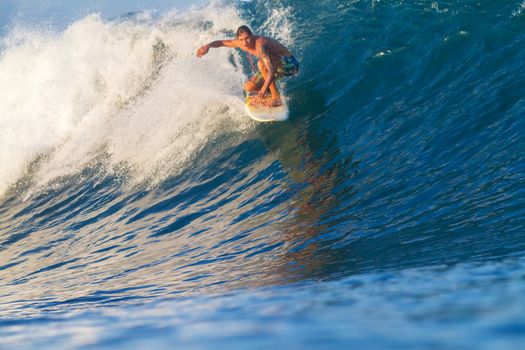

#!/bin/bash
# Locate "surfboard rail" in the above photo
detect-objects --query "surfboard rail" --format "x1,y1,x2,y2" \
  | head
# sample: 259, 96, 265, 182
245, 95, 289, 122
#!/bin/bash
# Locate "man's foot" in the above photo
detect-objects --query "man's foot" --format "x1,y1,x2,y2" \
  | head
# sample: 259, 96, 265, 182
250, 94, 270, 106
258, 98, 282, 107
267, 99, 282, 107
249, 96, 264, 106
249, 94, 282, 107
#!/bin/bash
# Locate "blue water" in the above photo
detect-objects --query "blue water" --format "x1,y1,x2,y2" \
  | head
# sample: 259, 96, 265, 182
1, 0, 525, 348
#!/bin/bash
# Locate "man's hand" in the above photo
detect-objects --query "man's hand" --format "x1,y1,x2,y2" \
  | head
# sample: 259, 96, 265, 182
196, 45, 209, 58
252, 90, 266, 106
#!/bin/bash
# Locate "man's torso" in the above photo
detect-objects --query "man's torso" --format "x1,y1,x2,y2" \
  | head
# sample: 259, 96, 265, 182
239, 36, 292, 66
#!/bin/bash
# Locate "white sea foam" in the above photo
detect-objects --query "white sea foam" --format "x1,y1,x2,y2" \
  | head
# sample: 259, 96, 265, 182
511, 1, 525, 17
0, 1, 253, 196
258, 5, 295, 47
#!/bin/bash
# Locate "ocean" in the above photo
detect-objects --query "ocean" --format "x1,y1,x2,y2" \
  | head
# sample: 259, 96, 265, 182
1, 0, 525, 348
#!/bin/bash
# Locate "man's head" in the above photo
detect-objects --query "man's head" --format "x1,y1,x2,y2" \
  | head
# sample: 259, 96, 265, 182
236, 25, 253, 48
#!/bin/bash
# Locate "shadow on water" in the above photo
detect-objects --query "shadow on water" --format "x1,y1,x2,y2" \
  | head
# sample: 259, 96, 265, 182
255, 85, 362, 282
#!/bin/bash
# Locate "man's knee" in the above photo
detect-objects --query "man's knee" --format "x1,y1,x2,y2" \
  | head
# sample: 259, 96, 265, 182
244, 80, 258, 91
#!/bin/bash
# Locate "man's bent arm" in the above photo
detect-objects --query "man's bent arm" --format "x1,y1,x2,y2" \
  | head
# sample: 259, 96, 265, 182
257, 42, 276, 96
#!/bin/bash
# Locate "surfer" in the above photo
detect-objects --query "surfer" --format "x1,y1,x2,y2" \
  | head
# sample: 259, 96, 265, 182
196, 25, 299, 107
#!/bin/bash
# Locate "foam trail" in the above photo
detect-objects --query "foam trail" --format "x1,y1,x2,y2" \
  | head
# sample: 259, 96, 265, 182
0, 1, 250, 196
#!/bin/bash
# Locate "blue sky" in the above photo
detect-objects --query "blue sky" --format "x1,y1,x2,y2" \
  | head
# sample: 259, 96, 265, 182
0, 0, 15, 31
1, 0, 202, 33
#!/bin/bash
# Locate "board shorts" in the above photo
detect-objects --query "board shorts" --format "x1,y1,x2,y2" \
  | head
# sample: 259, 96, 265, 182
251, 55, 300, 86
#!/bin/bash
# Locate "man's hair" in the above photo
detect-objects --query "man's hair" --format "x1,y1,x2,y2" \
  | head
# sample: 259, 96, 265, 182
235, 25, 253, 38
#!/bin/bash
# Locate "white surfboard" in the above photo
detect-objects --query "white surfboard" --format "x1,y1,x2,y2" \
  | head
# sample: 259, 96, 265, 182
245, 95, 289, 122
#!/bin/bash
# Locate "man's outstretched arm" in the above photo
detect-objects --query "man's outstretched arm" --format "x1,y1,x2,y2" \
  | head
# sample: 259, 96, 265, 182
196, 40, 237, 57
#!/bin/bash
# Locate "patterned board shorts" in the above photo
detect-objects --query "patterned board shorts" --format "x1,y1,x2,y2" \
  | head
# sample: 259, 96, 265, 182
251, 55, 300, 86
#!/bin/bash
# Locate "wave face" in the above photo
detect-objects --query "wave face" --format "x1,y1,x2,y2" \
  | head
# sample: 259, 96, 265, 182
1, 0, 525, 348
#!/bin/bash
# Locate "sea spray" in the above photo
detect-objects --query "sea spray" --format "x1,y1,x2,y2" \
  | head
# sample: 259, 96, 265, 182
0, 1, 251, 197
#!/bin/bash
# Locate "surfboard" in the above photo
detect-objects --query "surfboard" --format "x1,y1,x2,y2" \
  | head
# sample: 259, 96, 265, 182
245, 95, 289, 122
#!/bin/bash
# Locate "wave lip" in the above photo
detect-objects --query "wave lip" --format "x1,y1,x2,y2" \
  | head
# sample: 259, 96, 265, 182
0, 1, 250, 197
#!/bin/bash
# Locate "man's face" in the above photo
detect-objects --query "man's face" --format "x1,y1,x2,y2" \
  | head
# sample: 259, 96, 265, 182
238, 32, 252, 48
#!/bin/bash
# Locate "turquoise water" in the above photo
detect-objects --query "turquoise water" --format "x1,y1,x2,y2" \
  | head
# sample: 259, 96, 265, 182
1, 0, 525, 348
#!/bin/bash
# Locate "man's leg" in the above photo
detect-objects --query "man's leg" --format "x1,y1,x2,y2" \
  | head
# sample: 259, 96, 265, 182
244, 69, 265, 97
244, 77, 260, 94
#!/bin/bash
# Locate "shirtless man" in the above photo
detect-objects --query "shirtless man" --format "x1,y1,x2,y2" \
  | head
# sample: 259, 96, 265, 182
196, 25, 299, 107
